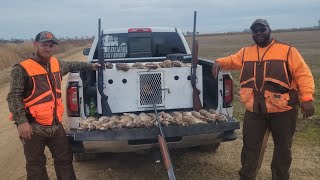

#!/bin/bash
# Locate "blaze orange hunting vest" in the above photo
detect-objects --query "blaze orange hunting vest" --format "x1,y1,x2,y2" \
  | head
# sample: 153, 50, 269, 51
10, 58, 64, 125
239, 40, 299, 113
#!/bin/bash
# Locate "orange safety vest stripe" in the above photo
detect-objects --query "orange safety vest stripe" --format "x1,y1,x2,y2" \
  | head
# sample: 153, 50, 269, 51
23, 76, 37, 102
24, 91, 52, 108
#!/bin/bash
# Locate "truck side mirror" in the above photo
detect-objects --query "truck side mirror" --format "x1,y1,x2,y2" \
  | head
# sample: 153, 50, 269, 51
83, 48, 91, 56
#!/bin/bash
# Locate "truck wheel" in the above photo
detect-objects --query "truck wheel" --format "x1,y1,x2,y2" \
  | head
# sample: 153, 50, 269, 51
73, 153, 96, 162
198, 143, 221, 153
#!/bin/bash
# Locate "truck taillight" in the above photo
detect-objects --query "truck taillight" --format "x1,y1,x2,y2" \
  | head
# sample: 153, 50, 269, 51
128, 28, 152, 33
67, 82, 80, 116
223, 75, 233, 108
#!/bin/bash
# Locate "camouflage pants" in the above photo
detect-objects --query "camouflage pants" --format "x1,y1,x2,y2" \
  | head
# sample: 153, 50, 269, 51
23, 123, 76, 180
239, 108, 297, 180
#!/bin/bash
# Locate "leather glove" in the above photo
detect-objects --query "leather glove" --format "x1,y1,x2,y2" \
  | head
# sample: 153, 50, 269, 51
301, 100, 315, 118
211, 62, 221, 79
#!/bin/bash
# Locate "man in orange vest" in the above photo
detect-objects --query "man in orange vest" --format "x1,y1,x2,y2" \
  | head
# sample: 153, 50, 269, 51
7, 31, 101, 180
212, 19, 314, 180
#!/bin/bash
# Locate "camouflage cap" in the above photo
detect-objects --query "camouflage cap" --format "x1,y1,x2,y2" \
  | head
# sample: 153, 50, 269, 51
250, 19, 270, 30
35, 31, 58, 44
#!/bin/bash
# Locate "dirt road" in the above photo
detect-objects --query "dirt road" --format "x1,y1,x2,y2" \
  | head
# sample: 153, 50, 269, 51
0, 51, 319, 180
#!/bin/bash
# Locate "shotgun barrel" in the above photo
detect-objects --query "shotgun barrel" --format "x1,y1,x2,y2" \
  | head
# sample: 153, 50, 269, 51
97, 19, 112, 116
191, 11, 202, 111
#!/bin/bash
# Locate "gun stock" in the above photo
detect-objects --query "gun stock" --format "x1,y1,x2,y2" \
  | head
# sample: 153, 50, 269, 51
153, 103, 176, 180
158, 135, 171, 170
192, 87, 202, 111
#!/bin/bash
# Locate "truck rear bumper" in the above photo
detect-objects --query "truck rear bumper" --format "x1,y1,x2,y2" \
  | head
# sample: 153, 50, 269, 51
67, 121, 240, 153
73, 133, 224, 153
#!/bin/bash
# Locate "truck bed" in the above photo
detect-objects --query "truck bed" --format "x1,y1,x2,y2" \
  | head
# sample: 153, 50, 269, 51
67, 116, 239, 142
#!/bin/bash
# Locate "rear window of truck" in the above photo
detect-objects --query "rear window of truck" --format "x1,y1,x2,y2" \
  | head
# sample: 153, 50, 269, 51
94, 32, 187, 59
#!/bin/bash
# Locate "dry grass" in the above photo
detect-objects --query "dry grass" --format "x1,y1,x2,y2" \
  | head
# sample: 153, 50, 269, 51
0, 43, 32, 70
0, 39, 93, 85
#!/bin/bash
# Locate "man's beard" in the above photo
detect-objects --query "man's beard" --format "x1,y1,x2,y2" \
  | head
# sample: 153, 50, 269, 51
254, 33, 271, 47
36, 51, 51, 63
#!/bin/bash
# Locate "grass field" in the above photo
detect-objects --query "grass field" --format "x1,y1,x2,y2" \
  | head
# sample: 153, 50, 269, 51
188, 30, 320, 144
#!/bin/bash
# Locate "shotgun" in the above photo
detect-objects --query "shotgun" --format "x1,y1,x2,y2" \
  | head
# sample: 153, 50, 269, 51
153, 103, 176, 180
97, 19, 112, 116
256, 127, 270, 173
191, 11, 202, 111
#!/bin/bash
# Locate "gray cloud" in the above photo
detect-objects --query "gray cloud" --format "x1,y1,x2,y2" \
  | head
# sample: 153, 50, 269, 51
0, 0, 319, 39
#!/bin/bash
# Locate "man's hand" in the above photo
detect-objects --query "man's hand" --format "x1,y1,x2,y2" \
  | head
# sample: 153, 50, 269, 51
301, 100, 315, 118
17, 122, 33, 140
211, 62, 221, 79
92, 63, 101, 71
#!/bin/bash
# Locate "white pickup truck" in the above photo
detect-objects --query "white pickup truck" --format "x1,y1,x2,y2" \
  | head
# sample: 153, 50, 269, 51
66, 27, 239, 157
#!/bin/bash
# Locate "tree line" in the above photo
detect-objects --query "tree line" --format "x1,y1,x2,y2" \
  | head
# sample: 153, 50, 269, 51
0, 38, 24, 44
0, 36, 94, 44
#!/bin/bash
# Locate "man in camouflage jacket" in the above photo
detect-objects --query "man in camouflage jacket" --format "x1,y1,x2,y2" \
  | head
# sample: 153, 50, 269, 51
7, 31, 100, 180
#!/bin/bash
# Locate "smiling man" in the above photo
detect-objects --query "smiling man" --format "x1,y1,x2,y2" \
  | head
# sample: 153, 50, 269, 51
7, 31, 100, 180
211, 19, 314, 180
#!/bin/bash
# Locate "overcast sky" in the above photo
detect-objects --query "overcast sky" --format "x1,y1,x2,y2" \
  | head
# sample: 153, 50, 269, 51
1, 0, 319, 39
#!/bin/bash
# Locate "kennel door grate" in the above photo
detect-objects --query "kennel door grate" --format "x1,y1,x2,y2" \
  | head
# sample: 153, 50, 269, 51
138, 72, 164, 107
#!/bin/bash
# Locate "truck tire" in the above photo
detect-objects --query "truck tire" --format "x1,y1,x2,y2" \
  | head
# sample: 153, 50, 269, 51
73, 153, 96, 162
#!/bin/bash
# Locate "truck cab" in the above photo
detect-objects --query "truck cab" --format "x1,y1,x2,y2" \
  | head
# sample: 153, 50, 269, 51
66, 27, 239, 155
